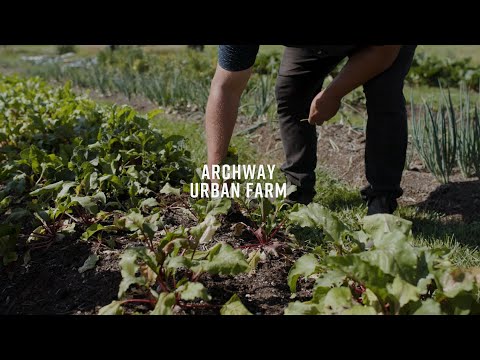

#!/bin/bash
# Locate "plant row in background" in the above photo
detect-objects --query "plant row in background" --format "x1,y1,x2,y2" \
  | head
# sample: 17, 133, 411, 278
24, 46, 278, 120
21, 46, 480, 110
410, 86, 480, 183
408, 51, 480, 89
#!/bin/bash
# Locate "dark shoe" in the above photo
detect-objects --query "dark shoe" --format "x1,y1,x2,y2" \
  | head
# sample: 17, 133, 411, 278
361, 185, 400, 215
366, 195, 398, 215
285, 188, 315, 206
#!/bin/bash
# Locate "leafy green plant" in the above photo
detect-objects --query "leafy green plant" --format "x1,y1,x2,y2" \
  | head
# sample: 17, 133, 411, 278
407, 51, 480, 89
456, 85, 480, 178
285, 204, 480, 315
0, 75, 194, 263
410, 89, 457, 183
191, 197, 232, 223
231, 185, 296, 250
99, 199, 249, 315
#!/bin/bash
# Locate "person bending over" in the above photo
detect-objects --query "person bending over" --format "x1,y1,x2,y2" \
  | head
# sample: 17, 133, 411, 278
206, 45, 416, 215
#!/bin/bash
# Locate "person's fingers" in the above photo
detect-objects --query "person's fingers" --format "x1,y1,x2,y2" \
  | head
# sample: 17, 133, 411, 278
307, 111, 317, 125
308, 104, 318, 125
308, 115, 323, 126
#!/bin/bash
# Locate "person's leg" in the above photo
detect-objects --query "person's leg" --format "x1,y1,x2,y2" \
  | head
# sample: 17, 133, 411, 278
275, 47, 344, 204
361, 45, 417, 214
206, 45, 259, 173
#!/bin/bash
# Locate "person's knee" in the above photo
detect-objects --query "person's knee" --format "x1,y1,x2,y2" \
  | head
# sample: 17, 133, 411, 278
210, 67, 251, 98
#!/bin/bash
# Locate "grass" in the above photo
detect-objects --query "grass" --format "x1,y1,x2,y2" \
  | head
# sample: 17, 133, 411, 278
399, 207, 480, 267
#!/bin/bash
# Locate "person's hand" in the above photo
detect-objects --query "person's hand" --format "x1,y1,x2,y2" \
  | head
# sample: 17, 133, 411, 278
308, 90, 342, 126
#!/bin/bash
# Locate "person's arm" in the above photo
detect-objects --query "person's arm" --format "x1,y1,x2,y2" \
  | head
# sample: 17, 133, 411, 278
206, 64, 252, 175
308, 45, 402, 125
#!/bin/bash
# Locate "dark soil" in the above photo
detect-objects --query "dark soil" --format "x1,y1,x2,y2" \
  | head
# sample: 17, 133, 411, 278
0, 237, 122, 315
200, 256, 311, 315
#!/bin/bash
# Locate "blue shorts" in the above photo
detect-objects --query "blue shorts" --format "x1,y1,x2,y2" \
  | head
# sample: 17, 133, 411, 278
218, 45, 260, 71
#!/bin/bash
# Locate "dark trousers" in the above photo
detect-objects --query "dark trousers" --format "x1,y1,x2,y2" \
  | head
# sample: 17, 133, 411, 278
275, 45, 417, 203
